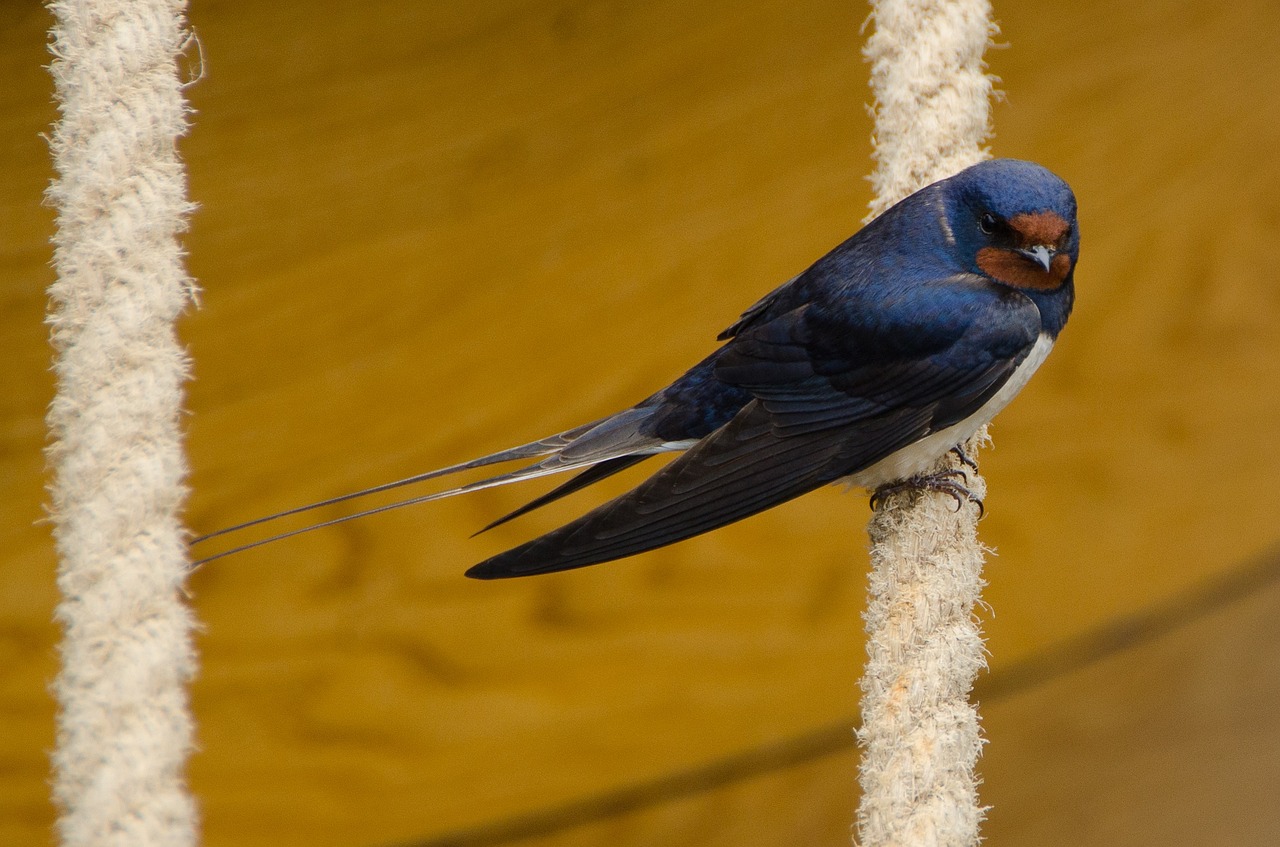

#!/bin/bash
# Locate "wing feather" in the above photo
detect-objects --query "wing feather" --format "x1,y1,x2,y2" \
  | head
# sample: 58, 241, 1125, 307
465, 402, 932, 578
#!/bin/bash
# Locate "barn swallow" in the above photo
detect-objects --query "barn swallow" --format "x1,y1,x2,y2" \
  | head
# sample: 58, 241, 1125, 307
193, 158, 1078, 578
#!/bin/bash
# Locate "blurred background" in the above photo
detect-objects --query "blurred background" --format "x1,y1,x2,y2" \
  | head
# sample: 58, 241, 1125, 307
4, 1, 1280, 845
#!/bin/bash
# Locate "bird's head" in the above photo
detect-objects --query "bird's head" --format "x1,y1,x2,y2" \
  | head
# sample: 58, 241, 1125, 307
943, 159, 1079, 293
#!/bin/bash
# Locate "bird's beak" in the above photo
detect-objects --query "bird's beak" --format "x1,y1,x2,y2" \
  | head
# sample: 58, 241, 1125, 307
1018, 244, 1055, 273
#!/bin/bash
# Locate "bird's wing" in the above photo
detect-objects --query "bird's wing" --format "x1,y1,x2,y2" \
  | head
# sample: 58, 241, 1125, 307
713, 297, 1036, 436
467, 284, 1042, 578
465, 399, 889, 577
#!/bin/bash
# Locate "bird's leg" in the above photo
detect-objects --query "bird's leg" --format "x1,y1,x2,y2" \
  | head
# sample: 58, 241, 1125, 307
871, 467, 984, 517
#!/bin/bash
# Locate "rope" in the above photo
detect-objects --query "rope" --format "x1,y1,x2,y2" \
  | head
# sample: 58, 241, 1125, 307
45, 1, 199, 844
857, 1, 996, 845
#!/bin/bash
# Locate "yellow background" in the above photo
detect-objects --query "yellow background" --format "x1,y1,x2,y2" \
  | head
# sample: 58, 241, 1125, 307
3, 1, 1279, 844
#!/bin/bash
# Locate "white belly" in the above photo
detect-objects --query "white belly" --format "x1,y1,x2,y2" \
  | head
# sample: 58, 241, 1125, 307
845, 332, 1055, 489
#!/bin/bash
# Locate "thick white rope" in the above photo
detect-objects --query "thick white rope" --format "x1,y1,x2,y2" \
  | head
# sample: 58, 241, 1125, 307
856, 1, 995, 845
45, 1, 199, 844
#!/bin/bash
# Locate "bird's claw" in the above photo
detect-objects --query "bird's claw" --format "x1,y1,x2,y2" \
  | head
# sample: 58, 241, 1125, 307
950, 445, 979, 472
871, 467, 984, 517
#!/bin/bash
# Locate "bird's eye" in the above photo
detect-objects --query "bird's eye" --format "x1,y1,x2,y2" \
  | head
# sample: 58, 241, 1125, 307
979, 212, 998, 235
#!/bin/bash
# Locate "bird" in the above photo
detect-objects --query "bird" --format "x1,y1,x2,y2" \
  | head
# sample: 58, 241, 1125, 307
192, 158, 1078, 579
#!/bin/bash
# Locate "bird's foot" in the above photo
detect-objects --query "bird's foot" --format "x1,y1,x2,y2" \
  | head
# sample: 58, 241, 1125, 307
871, 467, 984, 517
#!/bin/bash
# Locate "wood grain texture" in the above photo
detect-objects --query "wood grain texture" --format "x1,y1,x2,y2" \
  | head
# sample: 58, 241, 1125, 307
2, 0, 1279, 845
415, 551, 1280, 847
980, 551, 1280, 846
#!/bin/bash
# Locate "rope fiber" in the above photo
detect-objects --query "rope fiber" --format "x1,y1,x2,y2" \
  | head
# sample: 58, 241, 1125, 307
45, 1, 200, 844
857, 1, 997, 844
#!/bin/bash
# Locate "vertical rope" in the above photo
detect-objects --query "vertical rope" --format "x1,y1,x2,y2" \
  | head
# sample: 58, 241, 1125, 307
856, 2, 995, 846
45, 1, 199, 845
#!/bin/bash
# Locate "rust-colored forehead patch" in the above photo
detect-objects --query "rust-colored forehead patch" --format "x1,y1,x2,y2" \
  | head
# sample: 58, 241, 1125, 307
1009, 211, 1070, 246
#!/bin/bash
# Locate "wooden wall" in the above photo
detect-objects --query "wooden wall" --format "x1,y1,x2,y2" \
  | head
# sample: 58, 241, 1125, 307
3, 1, 1279, 844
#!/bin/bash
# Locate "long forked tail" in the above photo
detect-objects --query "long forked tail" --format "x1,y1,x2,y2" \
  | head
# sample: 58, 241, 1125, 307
472, 454, 649, 536
464, 400, 849, 579
189, 407, 666, 566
